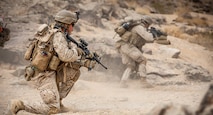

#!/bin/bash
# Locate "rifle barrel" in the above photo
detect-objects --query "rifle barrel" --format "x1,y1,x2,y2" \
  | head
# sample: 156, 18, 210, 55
66, 34, 107, 70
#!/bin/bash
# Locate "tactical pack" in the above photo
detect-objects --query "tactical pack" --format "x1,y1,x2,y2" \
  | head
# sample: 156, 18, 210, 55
24, 24, 60, 72
115, 19, 142, 37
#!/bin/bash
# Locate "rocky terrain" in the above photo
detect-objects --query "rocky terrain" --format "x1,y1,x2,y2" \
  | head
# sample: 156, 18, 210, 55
0, 0, 213, 115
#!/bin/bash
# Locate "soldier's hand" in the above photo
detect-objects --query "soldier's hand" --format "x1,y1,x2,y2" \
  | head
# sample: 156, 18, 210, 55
86, 53, 93, 58
84, 59, 96, 70
76, 48, 84, 56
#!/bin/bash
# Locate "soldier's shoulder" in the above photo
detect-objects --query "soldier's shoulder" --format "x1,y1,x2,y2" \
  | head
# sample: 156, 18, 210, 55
131, 25, 145, 32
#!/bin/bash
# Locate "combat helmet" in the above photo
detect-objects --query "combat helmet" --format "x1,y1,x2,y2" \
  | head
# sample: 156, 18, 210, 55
141, 16, 152, 25
54, 10, 77, 25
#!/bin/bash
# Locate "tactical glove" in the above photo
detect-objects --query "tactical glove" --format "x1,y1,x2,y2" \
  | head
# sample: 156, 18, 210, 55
84, 59, 96, 70
76, 48, 84, 56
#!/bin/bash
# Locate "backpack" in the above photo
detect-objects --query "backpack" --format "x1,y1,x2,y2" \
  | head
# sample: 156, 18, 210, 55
24, 24, 60, 71
115, 19, 142, 36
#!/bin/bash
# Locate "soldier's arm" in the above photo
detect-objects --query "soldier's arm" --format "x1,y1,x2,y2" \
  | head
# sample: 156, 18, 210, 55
132, 25, 154, 42
53, 32, 80, 62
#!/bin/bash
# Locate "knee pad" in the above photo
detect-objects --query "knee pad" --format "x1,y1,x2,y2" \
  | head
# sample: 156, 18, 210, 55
40, 90, 57, 105
48, 107, 59, 114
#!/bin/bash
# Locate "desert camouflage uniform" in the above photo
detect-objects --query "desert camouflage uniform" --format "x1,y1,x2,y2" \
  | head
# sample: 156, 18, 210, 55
115, 20, 154, 87
5, 9, 97, 115
22, 30, 80, 114
5, 9, 96, 115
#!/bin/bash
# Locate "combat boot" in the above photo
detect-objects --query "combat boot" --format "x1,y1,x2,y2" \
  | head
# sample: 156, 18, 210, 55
141, 77, 153, 88
5, 99, 25, 115
60, 100, 70, 113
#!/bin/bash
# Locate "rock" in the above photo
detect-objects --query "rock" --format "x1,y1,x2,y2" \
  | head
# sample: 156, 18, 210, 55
146, 58, 181, 78
158, 46, 181, 58
184, 65, 212, 82
146, 58, 212, 84
143, 43, 180, 58
149, 103, 194, 115
142, 47, 152, 55
196, 83, 213, 115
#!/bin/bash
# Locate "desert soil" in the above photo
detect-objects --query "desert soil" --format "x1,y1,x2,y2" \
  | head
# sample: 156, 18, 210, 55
0, 68, 211, 115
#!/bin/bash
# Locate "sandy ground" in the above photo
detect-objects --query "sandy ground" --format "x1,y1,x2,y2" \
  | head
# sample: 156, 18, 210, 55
0, 68, 211, 115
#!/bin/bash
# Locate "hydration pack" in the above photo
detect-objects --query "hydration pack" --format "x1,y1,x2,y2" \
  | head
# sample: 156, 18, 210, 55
24, 24, 60, 71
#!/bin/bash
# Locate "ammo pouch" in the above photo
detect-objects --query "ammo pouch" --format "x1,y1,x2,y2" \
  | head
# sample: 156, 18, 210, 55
121, 31, 131, 42
70, 62, 81, 70
25, 66, 35, 81
115, 26, 127, 36
24, 41, 36, 60
48, 55, 60, 71
115, 31, 132, 50
31, 49, 52, 71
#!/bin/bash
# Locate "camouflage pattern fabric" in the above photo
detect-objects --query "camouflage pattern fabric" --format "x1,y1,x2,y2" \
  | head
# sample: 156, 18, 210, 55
53, 32, 80, 62
116, 24, 153, 71
116, 23, 154, 84
20, 29, 80, 114
24, 71, 60, 114
57, 62, 81, 100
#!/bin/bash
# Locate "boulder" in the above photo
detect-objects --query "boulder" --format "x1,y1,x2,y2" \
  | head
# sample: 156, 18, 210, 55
158, 46, 180, 58
149, 103, 194, 115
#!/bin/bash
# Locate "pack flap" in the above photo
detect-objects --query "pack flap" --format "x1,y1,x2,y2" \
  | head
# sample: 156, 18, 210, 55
36, 30, 54, 42
36, 24, 48, 36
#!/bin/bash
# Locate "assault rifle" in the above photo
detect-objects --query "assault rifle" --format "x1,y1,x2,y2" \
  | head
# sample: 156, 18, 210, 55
148, 27, 167, 38
66, 34, 108, 70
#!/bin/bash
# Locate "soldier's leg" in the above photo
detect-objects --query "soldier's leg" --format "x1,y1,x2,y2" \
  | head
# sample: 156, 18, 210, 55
58, 68, 80, 111
5, 100, 25, 115
119, 52, 136, 88
125, 45, 153, 88
120, 67, 132, 88
120, 44, 145, 63
138, 61, 153, 88
137, 58, 147, 77
24, 71, 60, 114
119, 44, 145, 88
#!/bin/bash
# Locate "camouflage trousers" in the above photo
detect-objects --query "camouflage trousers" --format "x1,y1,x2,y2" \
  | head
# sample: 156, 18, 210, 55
23, 65, 80, 114
56, 64, 80, 101
119, 43, 146, 67
118, 43, 147, 81
23, 71, 60, 114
